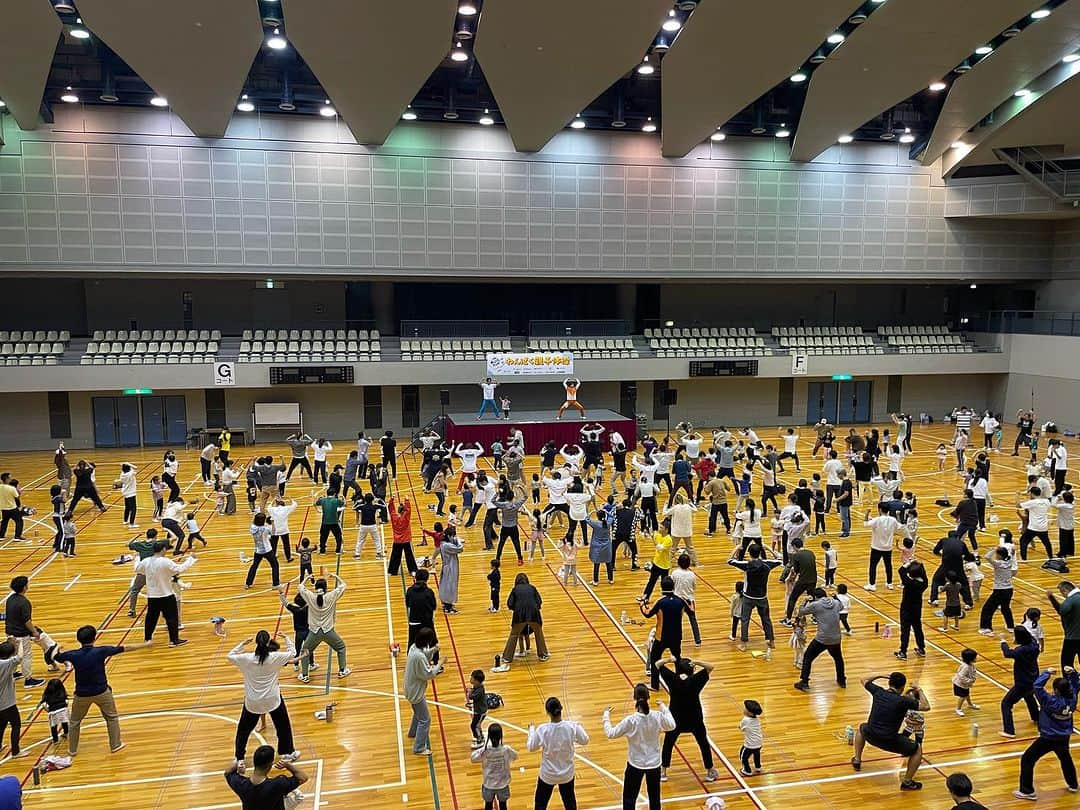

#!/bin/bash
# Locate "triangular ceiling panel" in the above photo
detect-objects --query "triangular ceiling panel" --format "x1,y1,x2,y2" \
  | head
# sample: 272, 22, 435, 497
0, 0, 62, 131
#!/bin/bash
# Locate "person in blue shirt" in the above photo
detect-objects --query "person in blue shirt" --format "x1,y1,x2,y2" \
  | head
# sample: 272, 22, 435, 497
0, 775, 21, 809
1015, 666, 1079, 800
668, 452, 693, 507
1000, 624, 1041, 738
642, 577, 692, 692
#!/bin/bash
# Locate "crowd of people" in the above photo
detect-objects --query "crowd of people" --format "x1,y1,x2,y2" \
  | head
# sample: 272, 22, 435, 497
1, 403, 1077, 809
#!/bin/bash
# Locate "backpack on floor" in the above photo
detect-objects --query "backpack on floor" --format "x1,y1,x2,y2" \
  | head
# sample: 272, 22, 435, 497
1042, 558, 1069, 574
935, 498, 951, 507
485, 692, 504, 710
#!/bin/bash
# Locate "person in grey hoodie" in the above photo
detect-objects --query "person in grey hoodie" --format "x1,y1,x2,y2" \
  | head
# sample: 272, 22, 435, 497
494, 483, 528, 564
342, 451, 362, 500
404, 626, 443, 756
793, 588, 846, 691
285, 433, 314, 480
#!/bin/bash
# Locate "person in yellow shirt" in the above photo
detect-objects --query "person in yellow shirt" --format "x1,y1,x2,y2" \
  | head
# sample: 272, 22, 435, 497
639, 520, 673, 603
0, 479, 23, 540
217, 428, 232, 464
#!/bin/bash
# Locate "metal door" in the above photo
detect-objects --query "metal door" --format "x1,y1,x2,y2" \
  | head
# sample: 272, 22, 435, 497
806, 382, 838, 424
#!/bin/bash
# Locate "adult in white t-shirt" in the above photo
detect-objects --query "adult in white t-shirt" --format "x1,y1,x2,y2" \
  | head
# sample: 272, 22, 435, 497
228, 630, 304, 766
527, 696, 589, 809
863, 504, 901, 590
310, 439, 333, 485
979, 412, 999, 451
119, 462, 139, 528
1048, 439, 1069, 496
1019, 490, 1053, 560
822, 452, 845, 513
477, 377, 500, 420
454, 442, 483, 490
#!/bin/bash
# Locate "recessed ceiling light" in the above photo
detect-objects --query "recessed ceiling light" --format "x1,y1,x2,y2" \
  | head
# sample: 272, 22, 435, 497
51, 1, 77, 11
479, 109, 494, 126
790, 72, 807, 83
1064, 53, 1080, 64
236, 96, 255, 112
662, 11, 682, 32
570, 115, 586, 129
849, 13, 868, 24
61, 87, 79, 103
402, 108, 418, 121
458, 2, 478, 15
0, 99, 5, 109
837, 134, 854, 144
929, 81, 947, 92
879, 131, 895, 141
267, 29, 287, 49
642, 117, 657, 133
751, 125, 766, 135
451, 42, 469, 61
826, 33, 845, 45
974, 45, 993, 55
899, 128, 915, 144
710, 130, 725, 142
970, 283, 978, 289
637, 56, 655, 75
951, 141, 968, 150
319, 102, 336, 117
871, 0, 887, 3
1014, 88, 1031, 97
150, 96, 168, 107
70, 26, 90, 40
775, 124, 791, 138
1002, 26, 1021, 37
1031, 8, 1051, 19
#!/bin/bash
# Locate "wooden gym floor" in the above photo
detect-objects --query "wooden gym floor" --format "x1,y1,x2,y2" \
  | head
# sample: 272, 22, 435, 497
0, 423, 1076, 809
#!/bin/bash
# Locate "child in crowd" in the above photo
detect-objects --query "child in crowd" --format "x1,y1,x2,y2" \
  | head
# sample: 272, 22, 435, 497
942, 573, 963, 631
594, 460, 605, 490
470, 723, 516, 810
185, 512, 208, 550
487, 559, 501, 613
738, 700, 763, 776
420, 521, 444, 549
936, 443, 948, 471
530, 474, 542, 505
812, 490, 826, 535
964, 554, 984, 602
38, 679, 69, 742
447, 504, 461, 532
735, 473, 751, 512
61, 511, 77, 558
903, 509, 919, 549
245, 468, 258, 513
491, 440, 504, 470
172, 573, 190, 629
730, 581, 744, 641
467, 669, 488, 749
559, 537, 581, 586
500, 397, 511, 421
527, 510, 546, 561
822, 540, 838, 587
1029, 430, 1040, 464
899, 537, 917, 567
151, 476, 166, 521
836, 583, 852, 634
770, 513, 784, 554
790, 610, 807, 669
952, 648, 980, 716
902, 690, 926, 746
1021, 607, 1045, 653
297, 537, 313, 581
279, 590, 312, 673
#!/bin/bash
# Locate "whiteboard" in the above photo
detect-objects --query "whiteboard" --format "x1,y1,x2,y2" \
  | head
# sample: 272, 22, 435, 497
254, 402, 301, 426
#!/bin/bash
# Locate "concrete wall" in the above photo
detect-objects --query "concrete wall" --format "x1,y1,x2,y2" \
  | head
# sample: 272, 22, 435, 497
996, 333, 1080, 430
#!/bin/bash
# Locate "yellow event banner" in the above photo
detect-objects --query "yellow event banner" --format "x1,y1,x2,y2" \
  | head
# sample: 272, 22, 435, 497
486, 352, 575, 376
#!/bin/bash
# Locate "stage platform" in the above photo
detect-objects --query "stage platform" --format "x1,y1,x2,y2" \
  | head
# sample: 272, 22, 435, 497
443, 408, 636, 453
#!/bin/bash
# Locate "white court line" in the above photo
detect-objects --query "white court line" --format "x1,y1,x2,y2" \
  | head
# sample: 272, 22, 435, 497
381, 551, 408, 787
63, 573, 80, 591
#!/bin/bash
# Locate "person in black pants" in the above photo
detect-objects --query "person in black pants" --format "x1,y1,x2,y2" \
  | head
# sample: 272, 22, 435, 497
1047, 581, 1080, 671
951, 490, 980, 550
782, 538, 817, 622
979, 545, 1015, 633
642, 577, 690, 691
702, 472, 731, 536
603, 684, 674, 810
50, 484, 65, 551
793, 588, 846, 691
381, 430, 397, 479
135, 541, 194, 646
1015, 666, 1080, 800
929, 532, 973, 607
69, 460, 107, 514
1000, 624, 1041, 737
612, 501, 641, 569
895, 560, 928, 659
404, 570, 437, 651
657, 655, 719, 782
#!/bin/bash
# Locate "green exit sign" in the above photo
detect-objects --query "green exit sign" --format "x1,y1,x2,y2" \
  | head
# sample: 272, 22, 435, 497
122, 388, 153, 395
831, 374, 853, 381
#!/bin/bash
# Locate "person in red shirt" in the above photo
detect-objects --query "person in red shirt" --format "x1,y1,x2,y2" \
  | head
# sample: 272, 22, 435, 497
387, 497, 418, 576
692, 453, 716, 504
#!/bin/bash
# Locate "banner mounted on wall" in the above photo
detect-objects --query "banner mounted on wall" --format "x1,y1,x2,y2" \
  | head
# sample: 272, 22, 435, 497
486, 352, 574, 377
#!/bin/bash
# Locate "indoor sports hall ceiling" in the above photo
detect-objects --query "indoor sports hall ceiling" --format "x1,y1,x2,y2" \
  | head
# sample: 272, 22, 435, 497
1, 0, 1080, 174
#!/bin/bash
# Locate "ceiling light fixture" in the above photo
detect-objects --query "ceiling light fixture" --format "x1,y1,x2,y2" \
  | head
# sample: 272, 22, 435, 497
236, 95, 255, 112
61, 87, 79, 103
642, 117, 657, 133
51, 1, 77, 11
662, 11, 682, 32
826, 32, 845, 45
70, 20, 90, 39
0, 100, 6, 109
458, 2, 478, 15
899, 128, 915, 144
637, 56, 655, 75
849, 13, 868, 24
837, 134, 854, 144
1063, 53, 1080, 64
790, 72, 807, 83
1002, 27, 1021, 37
570, 115, 586, 129
1014, 88, 1031, 97
479, 108, 494, 126
150, 96, 168, 107
970, 283, 978, 289
929, 81, 947, 92
451, 42, 469, 61
1031, 8, 1051, 19
267, 28, 287, 49
319, 101, 336, 117
710, 130, 725, 142
974, 45, 993, 55
402, 107, 418, 121
775, 124, 791, 138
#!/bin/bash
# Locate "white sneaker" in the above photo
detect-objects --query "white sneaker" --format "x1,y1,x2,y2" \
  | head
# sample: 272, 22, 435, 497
863, 584, 876, 591
955, 708, 965, 717
296, 673, 310, 683
337, 668, 352, 678
886, 583, 895, 590
279, 750, 301, 763
491, 663, 511, 673
978, 628, 994, 636
1013, 790, 1037, 801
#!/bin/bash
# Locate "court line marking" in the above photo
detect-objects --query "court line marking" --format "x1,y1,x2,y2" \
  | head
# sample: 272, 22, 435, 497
63, 573, 80, 591
381, 549, 408, 787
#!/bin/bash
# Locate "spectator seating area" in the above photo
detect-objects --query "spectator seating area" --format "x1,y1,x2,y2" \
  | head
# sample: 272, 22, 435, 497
401, 338, 510, 361
239, 328, 380, 363
82, 338, 220, 365
527, 337, 636, 359
772, 325, 882, 356
646, 327, 770, 358
0, 329, 70, 365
